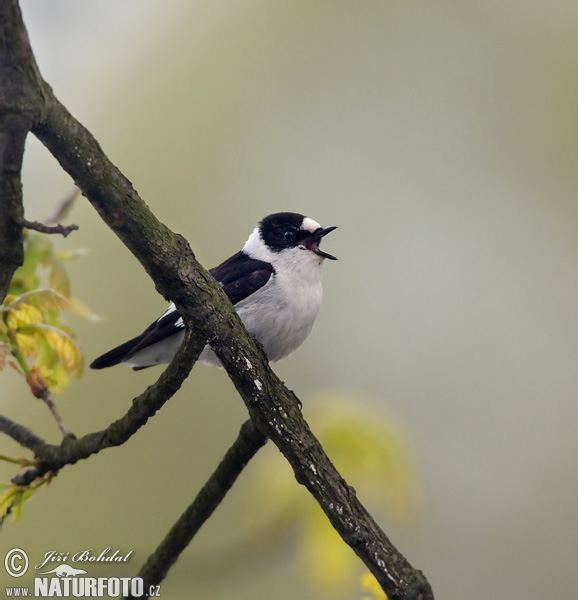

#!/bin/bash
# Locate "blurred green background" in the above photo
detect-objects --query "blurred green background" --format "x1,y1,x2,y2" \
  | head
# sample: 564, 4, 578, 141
2, 1, 578, 598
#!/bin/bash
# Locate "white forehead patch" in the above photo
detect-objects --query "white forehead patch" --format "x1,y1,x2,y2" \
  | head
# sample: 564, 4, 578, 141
301, 217, 321, 233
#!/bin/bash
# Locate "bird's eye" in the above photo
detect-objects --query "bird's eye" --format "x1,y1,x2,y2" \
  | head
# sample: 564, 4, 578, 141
284, 229, 295, 241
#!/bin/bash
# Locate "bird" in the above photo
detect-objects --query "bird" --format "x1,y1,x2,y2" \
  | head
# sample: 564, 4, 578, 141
90, 212, 337, 370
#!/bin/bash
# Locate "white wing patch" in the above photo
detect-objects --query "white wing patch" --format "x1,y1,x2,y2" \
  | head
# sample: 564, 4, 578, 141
158, 303, 177, 321
157, 303, 184, 328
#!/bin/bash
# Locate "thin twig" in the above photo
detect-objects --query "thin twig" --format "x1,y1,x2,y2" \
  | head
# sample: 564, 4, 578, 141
21, 218, 78, 237
45, 185, 81, 224
36, 387, 71, 438
9, 331, 72, 439
130, 419, 267, 598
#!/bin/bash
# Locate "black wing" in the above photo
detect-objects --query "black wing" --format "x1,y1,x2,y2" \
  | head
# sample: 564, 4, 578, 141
123, 308, 183, 358
90, 308, 183, 369
90, 251, 273, 369
89, 333, 150, 369
210, 251, 274, 305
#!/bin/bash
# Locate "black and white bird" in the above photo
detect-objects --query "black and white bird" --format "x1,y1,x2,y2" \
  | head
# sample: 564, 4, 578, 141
90, 212, 337, 370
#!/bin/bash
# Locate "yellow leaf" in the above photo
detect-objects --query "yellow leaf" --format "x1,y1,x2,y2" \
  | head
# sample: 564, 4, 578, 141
69, 297, 103, 322
360, 572, 388, 600
241, 390, 420, 594
7, 289, 70, 314
15, 332, 38, 357
309, 392, 420, 519
42, 329, 83, 375
301, 509, 357, 591
0, 343, 10, 371
5, 303, 43, 330
47, 259, 71, 298
39, 363, 71, 393
55, 248, 89, 261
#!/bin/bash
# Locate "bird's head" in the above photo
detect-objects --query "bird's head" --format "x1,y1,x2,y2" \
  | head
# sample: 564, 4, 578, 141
244, 212, 338, 266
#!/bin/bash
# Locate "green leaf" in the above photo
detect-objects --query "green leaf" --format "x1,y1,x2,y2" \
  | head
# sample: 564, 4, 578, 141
0, 455, 35, 467
0, 485, 20, 524
55, 248, 89, 261
47, 258, 71, 297
10, 492, 23, 523
0, 478, 48, 524
7, 234, 51, 296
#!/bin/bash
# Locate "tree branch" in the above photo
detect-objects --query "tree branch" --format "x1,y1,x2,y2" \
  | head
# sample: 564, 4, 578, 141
29, 80, 434, 598
45, 185, 80, 224
0, 0, 50, 300
20, 218, 78, 237
0, 415, 46, 453
0, 113, 27, 300
0, 2, 433, 598
34, 99, 432, 597
133, 419, 267, 598
11, 327, 203, 486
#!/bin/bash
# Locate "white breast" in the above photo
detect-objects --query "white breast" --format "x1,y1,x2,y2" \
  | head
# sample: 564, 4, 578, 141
199, 244, 325, 365
236, 270, 323, 362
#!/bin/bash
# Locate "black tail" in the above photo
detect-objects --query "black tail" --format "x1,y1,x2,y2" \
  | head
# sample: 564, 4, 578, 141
90, 336, 142, 369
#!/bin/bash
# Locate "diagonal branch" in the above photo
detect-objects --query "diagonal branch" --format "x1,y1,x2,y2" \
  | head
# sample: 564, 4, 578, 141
133, 419, 267, 598
1, 2, 433, 598
33, 97, 432, 598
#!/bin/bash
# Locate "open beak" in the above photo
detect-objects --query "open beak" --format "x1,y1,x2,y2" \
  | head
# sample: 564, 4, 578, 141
305, 226, 338, 260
